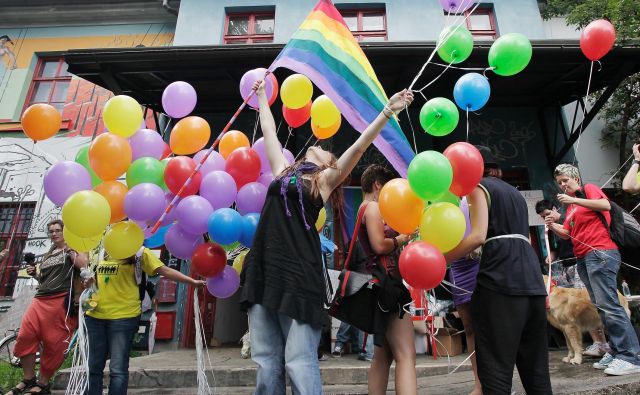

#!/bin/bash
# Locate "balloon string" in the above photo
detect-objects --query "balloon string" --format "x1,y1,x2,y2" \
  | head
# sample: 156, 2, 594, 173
600, 153, 634, 189
572, 60, 595, 166
482, 66, 496, 78
251, 111, 259, 145
466, 107, 469, 142
284, 125, 294, 150
415, 58, 455, 93
630, 201, 640, 214
404, 106, 419, 154
294, 134, 315, 161
431, 62, 487, 71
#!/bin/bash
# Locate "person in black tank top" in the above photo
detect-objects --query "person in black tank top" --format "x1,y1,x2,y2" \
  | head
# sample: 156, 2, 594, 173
444, 146, 551, 395
240, 80, 413, 395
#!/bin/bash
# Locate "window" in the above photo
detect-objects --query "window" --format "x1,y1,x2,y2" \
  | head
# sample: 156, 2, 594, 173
24, 58, 72, 113
224, 12, 275, 44
445, 7, 497, 40
341, 9, 387, 42
0, 202, 36, 297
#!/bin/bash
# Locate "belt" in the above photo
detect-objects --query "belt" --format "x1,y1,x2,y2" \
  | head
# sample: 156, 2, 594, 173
484, 234, 529, 244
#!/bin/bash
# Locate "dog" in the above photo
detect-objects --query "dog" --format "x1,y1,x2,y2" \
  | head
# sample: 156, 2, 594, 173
544, 276, 630, 365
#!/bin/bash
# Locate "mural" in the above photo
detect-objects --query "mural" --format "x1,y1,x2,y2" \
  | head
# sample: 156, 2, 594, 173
0, 35, 17, 83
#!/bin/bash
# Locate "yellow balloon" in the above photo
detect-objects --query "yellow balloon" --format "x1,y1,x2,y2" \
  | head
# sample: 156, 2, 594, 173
63, 227, 101, 252
419, 202, 466, 253
310, 95, 340, 128
104, 221, 144, 259
62, 191, 111, 238
281, 74, 313, 109
103, 95, 143, 138
316, 207, 327, 231
232, 250, 249, 275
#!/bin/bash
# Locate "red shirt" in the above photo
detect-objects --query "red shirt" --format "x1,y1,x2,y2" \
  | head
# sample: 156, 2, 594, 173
562, 183, 617, 258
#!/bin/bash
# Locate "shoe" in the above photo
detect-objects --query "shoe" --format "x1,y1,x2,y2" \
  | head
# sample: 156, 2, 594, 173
332, 345, 343, 358
593, 352, 614, 370
318, 353, 328, 361
604, 358, 640, 376
240, 331, 251, 359
358, 354, 372, 362
583, 342, 607, 357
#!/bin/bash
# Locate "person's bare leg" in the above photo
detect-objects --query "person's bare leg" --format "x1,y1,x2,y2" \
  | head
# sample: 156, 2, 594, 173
368, 339, 393, 395
590, 328, 606, 344
458, 304, 482, 395
386, 314, 417, 395
4, 354, 36, 395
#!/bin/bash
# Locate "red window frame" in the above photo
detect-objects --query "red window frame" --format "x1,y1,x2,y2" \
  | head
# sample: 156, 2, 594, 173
23, 57, 72, 114
460, 7, 497, 39
0, 202, 36, 298
341, 9, 387, 42
223, 12, 275, 44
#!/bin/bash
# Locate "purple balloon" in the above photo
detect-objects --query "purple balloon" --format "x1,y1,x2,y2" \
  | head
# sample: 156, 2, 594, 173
133, 219, 155, 238
283, 149, 295, 166
124, 183, 165, 222
44, 161, 92, 206
252, 137, 269, 173
200, 171, 237, 210
439, 0, 475, 13
129, 129, 165, 160
164, 225, 203, 260
460, 197, 472, 238
176, 195, 213, 235
240, 68, 274, 109
236, 182, 267, 215
162, 81, 197, 118
193, 150, 225, 175
206, 266, 240, 298
257, 172, 274, 187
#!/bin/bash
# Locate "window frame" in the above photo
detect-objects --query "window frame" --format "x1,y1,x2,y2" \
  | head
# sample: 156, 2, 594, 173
23, 57, 72, 114
223, 12, 275, 44
341, 8, 388, 42
461, 7, 497, 39
0, 202, 36, 298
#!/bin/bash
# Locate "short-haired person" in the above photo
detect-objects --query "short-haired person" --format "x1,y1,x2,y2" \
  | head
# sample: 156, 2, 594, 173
622, 143, 640, 194
546, 163, 640, 375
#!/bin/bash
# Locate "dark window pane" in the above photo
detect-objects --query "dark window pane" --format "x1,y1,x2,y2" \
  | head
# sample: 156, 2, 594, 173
343, 14, 358, 31
255, 15, 274, 35
227, 15, 249, 36
362, 13, 384, 31
51, 81, 69, 102
469, 13, 492, 31
40, 61, 59, 78
32, 81, 52, 103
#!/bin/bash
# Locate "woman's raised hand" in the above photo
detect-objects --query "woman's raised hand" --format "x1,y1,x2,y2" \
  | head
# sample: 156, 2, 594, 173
252, 80, 267, 98
386, 89, 414, 113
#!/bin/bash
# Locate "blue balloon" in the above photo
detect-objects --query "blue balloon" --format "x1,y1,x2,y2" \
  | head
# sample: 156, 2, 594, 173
453, 73, 491, 112
207, 208, 243, 245
144, 224, 173, 248
240, 213, 260, 247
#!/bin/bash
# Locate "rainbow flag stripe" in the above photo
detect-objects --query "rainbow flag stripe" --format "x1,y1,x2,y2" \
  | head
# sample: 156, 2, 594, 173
272, 0, 415, 176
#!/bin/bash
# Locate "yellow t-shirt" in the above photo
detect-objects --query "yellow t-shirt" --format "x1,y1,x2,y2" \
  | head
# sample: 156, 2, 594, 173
87, 249, 164, 320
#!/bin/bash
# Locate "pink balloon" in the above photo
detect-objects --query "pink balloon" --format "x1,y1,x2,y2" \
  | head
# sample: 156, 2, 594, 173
460, 197, 472, 238
162, 81, 197, 118
193, 150, 226, 175
240, 68, 274, 109
200, 171, 237, 210
129, 129, 165, 160
236, 182, 267, 215
257, 173, 274, 187
164, 225, 203, 260
176, 195, 213, 235
252, 137, 269, 173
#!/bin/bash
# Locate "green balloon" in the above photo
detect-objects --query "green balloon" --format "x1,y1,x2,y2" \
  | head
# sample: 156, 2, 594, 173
437, 25, 474, 64
419, 98, 459, 137
429, 190, 461, 206
126, 157, 165, 188
488, 33, 532, 77
222, 241, 240, 252
74, 146, 102, 188
159, 160, 169, 191
407, 151, 453, 201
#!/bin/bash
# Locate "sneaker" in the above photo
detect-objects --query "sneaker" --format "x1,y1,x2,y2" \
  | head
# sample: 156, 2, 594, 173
358, 354, 372, 362
604, 358, 640, 376
583, 342, 607, 357
593, 353, 614, 370
240, 331, 251, 359
318, 353, 329, 361
332, 345, 343, 358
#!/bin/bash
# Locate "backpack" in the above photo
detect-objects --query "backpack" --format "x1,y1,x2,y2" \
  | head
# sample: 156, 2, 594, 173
133, 248, 156, 312
596, 201, 640, 253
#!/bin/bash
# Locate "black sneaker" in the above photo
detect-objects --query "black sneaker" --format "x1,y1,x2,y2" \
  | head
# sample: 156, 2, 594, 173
332, 345, 343, 357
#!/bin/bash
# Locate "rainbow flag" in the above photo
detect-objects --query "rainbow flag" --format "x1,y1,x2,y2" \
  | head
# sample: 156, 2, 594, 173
272, 0, 415, 176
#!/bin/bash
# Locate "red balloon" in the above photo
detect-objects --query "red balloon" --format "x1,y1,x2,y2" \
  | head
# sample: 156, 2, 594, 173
443, 142, 484, 197
164, 156, 202, 197
283, 101, 312, 128
399, 241, 446, 290
580, 19, 616, 61
268, 73, 279, 106
225, 148, 261, 189
191, 242, 227, 278
161, 142, 172, 160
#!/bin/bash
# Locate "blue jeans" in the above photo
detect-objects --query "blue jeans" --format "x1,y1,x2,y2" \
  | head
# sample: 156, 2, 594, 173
577, 249, 640, 365
248, 304, 322, 395
86, 315, 140, 395
335, 321, 373, 359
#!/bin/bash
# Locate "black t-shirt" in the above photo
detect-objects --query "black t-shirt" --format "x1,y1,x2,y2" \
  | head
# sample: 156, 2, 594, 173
36, 248, 78, 298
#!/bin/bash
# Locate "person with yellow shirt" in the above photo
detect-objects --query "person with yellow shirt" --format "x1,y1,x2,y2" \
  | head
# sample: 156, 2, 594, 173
85, 247, 205, 395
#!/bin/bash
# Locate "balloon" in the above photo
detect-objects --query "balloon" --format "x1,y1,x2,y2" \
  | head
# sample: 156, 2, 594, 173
103, 95, 143, 138
240, 213, 260, 247
283, 149, 295, 165
407, 151, 453, 201
443, 142, 484, 197
460, 197, 472, 238
21, 104, 61, 141
104, 221, 145, 259
419, 202, 466, 253
88, 133, 132, 181
219, 130, 250, 159
191, 242, 227, 278
200, 170, 237, 210
438, 0, 475, 13
164, 225, 203, 260
75, 146, 102, 187
399, 241, 446, 290
169, 116, 210, 155
429, 190, 460, 206
43, 161, 92, 206
437, 25, 474, 64
378, 178, 424, 234
208, 208, 243, 245
94, 181, 128, 224
283, 101, 312, 128
280, 74, 313, 109
164, 156, 202, 197
236, 182, 267, 215
267, 73, 279, 106
310, 95, 340, 128
225, 148, 261, 189
144, 223, 172, 248
232, 250, 249, 275
161, 142, 172, 160
253, 138, 296, 174
162, 81, 197, 118
129, 129, 165, 160
316, 207, 327, 231
419, 98, 459, 137
311, 118, 341, 140
126, 157, 165, 188
123, 183, 166, 222
453, 73, 491, 111
206, 266, 240, 298
580, 19, 616, 61
239, 68, 275, 109
222, 241, 241, 252
193, 150, 225, 175
257, 173, 275, 187
62, 191, 111, 237
176, 195, 213, 235
63, 227, 101, 253
488, 33, 532, 77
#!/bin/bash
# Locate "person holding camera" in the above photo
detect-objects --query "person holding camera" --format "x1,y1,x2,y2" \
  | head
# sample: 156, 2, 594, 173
622, 143, 640, 194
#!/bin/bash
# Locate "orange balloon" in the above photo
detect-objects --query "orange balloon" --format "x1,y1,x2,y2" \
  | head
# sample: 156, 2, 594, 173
89, 134, 132, 181
21, 104, 62, 141
311, 117, 341, 140
169, 116, 211, 155
219, 130, 250, 159
94, 181, 128, 223
379, 178, 424, 234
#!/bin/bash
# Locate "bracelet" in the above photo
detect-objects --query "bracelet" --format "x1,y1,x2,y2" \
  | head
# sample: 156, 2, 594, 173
633, 159, 640, 166
383, 105, 394, 119
392, 237, 399, 251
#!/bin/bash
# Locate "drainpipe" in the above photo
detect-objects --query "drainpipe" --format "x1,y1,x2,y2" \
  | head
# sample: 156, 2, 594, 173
162, 0, 179, 16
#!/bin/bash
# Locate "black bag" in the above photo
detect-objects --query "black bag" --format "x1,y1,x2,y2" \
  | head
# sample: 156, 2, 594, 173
596, 202, 640, 263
